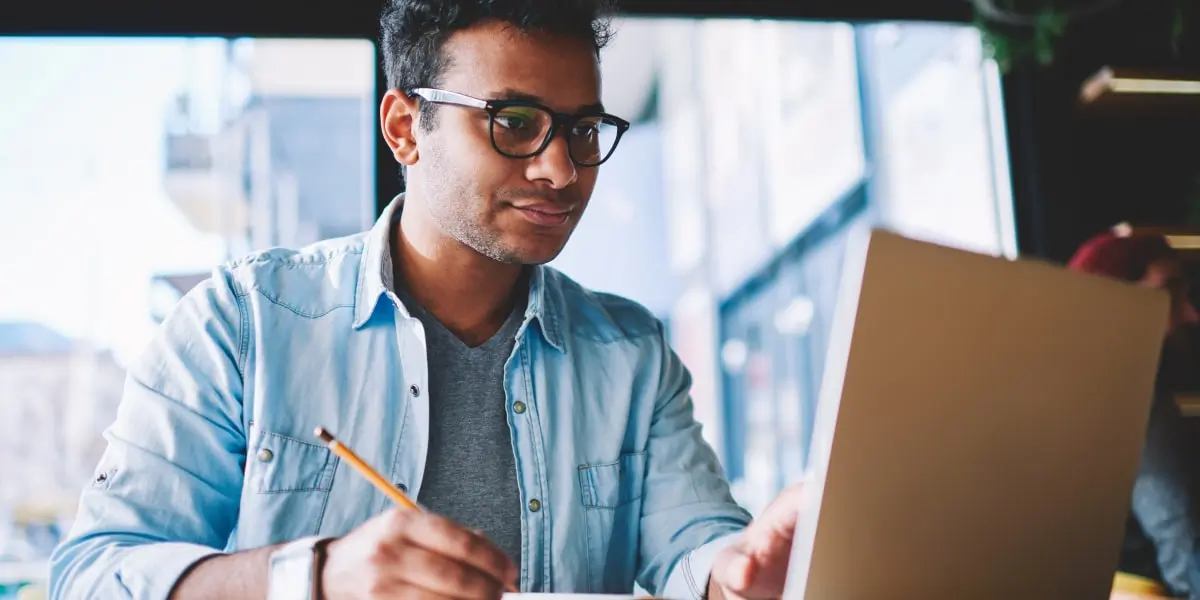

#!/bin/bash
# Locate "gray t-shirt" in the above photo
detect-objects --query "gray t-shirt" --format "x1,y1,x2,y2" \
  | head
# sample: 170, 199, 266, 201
391, 278, 525, 569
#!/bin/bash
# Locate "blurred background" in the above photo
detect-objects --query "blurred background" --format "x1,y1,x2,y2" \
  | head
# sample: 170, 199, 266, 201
1, 0, 1198, 596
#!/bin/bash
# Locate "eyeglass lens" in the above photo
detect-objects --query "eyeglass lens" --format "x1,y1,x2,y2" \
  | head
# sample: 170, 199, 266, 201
490, 105, 622, 165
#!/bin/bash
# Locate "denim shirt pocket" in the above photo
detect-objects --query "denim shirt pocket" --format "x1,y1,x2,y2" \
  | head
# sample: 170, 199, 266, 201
578, 452, 646, 592
239, 424, 339, 547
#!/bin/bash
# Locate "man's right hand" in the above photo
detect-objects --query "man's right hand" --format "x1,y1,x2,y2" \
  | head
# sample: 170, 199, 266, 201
321, 508, 518, 600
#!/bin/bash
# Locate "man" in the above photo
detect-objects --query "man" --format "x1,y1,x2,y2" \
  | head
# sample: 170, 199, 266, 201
1068, 230, 1200, 599
49, 1, 805, 599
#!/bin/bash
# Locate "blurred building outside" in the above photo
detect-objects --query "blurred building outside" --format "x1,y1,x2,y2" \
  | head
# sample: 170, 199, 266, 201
0, 323, 124, 596
0, 38, 377, 597
152, 38, 376, 320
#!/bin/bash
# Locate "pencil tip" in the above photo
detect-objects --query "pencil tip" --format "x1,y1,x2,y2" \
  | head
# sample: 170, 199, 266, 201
314, 427, 334, 443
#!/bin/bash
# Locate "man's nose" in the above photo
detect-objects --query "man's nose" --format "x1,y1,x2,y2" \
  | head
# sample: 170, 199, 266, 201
525, 134, 579, 190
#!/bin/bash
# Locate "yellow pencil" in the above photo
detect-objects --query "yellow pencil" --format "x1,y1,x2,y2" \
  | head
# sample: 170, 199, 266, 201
314, 426, 421, 511
314, 426, 519, 593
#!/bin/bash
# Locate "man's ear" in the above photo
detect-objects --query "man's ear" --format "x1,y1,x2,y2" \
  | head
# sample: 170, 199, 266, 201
381, 89, 420, 167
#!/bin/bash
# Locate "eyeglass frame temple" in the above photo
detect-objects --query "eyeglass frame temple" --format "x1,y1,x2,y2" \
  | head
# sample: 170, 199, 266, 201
408, 87, 488, 109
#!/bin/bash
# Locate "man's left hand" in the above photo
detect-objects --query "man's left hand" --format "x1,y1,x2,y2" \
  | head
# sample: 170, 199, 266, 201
709, 482, 806, 600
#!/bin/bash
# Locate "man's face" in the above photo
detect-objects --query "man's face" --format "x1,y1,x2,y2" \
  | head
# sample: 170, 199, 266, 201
404, 21, 604, 265
1140, 259, 1200, 389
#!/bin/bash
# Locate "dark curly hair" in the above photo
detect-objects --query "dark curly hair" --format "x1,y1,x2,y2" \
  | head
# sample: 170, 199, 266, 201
380, 0, 617, 131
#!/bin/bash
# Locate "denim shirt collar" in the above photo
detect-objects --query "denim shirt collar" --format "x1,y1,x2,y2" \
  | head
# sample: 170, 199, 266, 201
352, 194, 566, 352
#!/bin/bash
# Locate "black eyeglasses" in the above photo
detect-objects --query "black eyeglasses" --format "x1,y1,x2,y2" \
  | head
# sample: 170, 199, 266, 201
408, 87, 631, 167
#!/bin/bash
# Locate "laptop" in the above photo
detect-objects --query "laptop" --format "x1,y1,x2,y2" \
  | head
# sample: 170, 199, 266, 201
782, 229, 1170, 599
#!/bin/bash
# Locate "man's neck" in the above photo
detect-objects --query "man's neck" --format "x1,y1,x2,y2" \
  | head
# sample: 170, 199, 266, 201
394, 201, 526, 347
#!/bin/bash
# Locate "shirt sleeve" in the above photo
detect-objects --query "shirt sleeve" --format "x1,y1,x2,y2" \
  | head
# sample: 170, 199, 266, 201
49, 266, 249, 600
1129, 391, 1200, 598
636, 321, 752, 598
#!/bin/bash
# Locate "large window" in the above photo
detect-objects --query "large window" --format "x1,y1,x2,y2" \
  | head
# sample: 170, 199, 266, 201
720, 193, 869, 514
546, 18, 1015, 515
861, 22, 1017, 259
702, 20, 866, 296
708, 22, 1015, 513
0, 37, 375, 595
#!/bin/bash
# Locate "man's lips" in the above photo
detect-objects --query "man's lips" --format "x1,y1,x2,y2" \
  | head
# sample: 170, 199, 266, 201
511, 203, 573, 226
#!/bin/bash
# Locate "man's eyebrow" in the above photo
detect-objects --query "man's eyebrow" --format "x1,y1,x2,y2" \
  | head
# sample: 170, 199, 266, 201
576, 102, 607, 114
493, 88, 607, 114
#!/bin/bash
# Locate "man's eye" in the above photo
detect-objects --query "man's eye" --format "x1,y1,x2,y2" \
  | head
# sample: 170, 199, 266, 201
572, 123, 599, 137
496, 115, 529, 129
495, 109, 538, 131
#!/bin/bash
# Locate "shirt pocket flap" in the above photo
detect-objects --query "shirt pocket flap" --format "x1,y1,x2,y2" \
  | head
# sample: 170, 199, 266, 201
578, 452, 647, 509
248, 427, 338, 494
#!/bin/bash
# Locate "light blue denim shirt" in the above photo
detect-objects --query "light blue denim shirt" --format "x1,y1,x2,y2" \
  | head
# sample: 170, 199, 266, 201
50, 197, 751, 599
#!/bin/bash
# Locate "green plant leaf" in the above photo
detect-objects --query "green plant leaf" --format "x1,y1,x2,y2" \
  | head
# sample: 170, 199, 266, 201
1034, 7, 1069, 65
972, 1, 1077, 70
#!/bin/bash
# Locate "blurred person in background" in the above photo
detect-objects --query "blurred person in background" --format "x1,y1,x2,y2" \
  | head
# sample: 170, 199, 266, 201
1069, 230, 1200, 599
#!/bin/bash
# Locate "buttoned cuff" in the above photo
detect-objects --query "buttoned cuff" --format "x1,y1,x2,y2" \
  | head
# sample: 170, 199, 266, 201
115, 542, 221, 600
662, 534, 741, 600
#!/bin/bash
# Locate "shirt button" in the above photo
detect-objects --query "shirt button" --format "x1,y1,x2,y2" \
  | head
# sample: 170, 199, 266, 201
394, 482, 408, 493
258, 449, 274, 462
513, 401, 526, 414
528, 498, 541, 513
409, 384, 420, 397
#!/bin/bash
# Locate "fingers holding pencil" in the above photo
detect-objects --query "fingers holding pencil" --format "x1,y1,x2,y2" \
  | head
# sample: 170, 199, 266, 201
321, 509, 520, 600
313, 426, 520, 598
